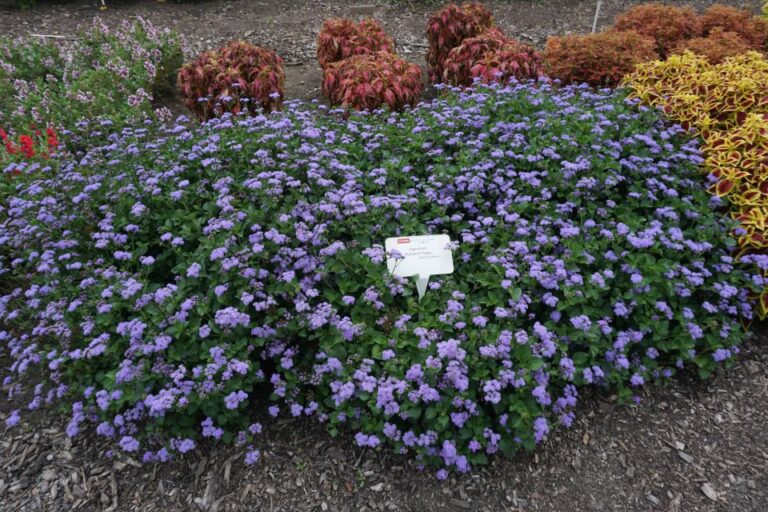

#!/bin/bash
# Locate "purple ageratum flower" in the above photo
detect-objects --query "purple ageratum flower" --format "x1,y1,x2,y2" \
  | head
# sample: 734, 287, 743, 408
214, 307, 250, 328
210, 246, 227, 261
533, 417, 549, 443
224, 390, 248, 409
244, 447, 260, 465
119, 436, 140, 452
187, 262, 201, 278
712, 348, 730, 362
687, 323, 704, 340
354, 432, 381, 448
570, 315, 591, 331
5, 409, 20, 427
362, 246, 385, 264
177, 438, 196, 453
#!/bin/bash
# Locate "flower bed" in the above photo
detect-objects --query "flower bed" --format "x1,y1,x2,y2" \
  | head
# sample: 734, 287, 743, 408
0, 17, 181, 154
0, 82, 755, 475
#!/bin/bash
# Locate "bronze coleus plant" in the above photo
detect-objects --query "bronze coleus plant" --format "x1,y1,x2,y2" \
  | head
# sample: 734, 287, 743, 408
321, 51, 423, 112
178, 41, 285, 121
317, 18, 395, 69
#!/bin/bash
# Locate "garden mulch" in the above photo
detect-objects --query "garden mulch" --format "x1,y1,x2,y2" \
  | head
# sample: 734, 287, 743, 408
0, 331, 766, 512
2, 0, 768, 511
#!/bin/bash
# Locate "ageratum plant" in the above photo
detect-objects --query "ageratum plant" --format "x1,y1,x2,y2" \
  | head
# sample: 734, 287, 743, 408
0, 82, 755, 475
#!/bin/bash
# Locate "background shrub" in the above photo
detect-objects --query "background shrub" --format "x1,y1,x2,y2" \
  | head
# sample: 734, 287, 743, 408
671, 29, 754, 64
699, 4, 768, 49
425, 2, 494, 83
543, 30, 656, 87
316, 18, 395, 69
0, 82, 755, 473
614, 3, 701, 57
321, 51, 423, 111
178, 41, 285, 121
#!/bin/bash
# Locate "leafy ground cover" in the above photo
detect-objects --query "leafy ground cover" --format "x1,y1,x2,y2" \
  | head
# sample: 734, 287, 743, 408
0, 81, 757, 477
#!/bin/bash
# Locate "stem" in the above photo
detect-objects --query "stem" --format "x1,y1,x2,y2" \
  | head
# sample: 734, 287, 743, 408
592, 0, 603, 33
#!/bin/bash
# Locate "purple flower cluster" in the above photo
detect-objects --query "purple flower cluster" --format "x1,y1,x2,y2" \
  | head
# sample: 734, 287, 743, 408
0, 80, 755, 475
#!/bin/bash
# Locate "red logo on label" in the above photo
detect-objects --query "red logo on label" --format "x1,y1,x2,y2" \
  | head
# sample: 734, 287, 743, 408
397, 238, 410, 244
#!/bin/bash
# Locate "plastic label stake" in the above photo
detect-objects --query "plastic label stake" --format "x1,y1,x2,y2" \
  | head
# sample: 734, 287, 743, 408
384, 234, 454, 301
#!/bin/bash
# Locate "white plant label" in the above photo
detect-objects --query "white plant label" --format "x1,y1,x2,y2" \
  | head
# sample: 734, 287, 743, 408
384, 234, 454, 300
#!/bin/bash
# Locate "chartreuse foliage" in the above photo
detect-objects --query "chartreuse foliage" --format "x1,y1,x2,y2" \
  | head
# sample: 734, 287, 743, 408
623, 51, 768, 316
1, 82, 755, 476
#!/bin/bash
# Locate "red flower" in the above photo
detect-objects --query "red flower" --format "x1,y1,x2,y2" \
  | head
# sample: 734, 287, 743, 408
1, 128, 16, 155
46, 127, 59, 150
19, 135, 35, 159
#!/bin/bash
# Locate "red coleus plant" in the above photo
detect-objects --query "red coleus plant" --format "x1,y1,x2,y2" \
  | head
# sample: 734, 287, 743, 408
1, 126, 59, 163
425, 2, 494, 84
321, 52, 423, 112
178, 41, 285, 121
470, 44, 545, 85
317, 18, 395, 69
441, 27, 507, 86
